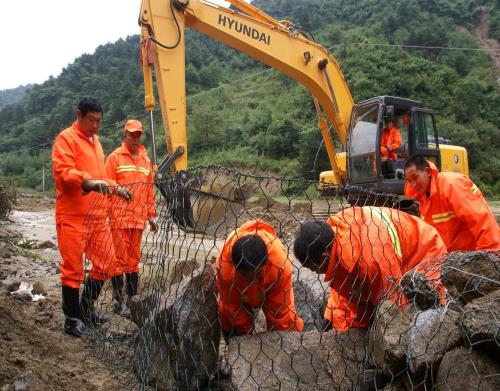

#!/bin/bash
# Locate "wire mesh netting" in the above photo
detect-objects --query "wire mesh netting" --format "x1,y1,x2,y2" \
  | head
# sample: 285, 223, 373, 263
80, 165, 500, 390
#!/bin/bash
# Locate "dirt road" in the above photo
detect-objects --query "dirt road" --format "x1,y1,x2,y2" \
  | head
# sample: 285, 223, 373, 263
0, 194, 122, 390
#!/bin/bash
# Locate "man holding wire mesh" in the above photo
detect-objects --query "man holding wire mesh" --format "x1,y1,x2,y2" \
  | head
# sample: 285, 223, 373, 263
293, 206, 447, 331
216, 220, 304, 338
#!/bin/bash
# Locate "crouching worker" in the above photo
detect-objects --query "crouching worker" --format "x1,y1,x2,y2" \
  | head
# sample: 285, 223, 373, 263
216, 220, 304, 338
52, 97, 132, 337
293, 207, 447, 331
105, 119, 157, 317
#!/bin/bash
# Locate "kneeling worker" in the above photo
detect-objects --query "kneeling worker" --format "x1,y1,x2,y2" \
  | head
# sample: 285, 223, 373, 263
404, 154, 499, 251
293, 207, 447, 331
216, 220, 304, 338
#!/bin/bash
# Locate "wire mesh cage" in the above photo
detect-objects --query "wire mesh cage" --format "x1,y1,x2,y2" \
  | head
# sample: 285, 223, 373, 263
80, 165, 499, 391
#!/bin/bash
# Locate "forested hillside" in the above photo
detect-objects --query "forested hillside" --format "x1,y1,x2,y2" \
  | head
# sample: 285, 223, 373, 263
0, 0, 498, 196
0, 85, 32, 109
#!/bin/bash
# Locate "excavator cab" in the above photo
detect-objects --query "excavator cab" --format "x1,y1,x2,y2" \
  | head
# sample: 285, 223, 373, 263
343, 95, 466, 196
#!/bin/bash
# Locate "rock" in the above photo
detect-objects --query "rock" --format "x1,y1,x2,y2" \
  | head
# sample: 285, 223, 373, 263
441, 251, 499, 304
129, 291, 159, 328
134, 264, 220, 390
292, 279, 327, 331
400, 270, 440, 310
461, 289, 500, 353
37, 240, 55, 249
227, 329, 367, 391
5, 281, 20, 292
170, 258, 200, 285
12, 371, 31, 391
407, 307, 462, 377
435, 347, 500, 391
369, 300, 414, 376
31, 281, 47, 295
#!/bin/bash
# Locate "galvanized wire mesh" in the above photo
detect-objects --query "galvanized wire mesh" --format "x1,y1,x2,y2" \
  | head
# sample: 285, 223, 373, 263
80, 165, 499, 390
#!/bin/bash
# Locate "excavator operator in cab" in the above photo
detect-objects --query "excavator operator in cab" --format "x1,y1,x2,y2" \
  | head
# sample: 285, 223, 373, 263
380, 119, 402, 178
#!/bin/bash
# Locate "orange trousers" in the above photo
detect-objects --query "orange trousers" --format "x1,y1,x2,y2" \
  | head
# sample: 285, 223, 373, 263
111, 228, 143, 274
57, 218, 117, 289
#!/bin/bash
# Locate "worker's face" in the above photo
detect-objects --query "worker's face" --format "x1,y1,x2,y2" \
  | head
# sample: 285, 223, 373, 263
385, 120, 394, 129
76, 110, 102, 136
238, 265, 265, 283
124, 131, 143, 154
303, 253, 330, 275
404, 165, 432, 194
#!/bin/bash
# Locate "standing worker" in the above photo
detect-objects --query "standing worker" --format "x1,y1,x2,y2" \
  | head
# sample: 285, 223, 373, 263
52, 97, 131, 337
216, 220, 304, 338
105, 119, 157, 317
404, 154, 500, 251
293, 207, 447, 331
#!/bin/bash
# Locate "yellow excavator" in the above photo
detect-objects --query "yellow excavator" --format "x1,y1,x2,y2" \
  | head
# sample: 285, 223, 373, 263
138, 0, 469, 231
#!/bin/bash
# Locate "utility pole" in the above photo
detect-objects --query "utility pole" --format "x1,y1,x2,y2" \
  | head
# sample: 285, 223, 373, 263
42, 149, 45, 195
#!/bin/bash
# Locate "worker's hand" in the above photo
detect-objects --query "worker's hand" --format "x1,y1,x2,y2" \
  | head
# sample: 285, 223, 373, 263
148, 219, 159, 233
82, 179, 110, 195
114, 185, 133, 202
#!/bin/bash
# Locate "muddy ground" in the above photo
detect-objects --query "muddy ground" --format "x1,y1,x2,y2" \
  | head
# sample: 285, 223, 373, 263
0, 194, 123, 390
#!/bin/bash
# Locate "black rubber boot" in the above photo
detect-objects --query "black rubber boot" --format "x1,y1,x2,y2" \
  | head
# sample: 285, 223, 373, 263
62, 286, 89, 337
80, 278, 109, 326
111, 275, 131, 318
125, 272, 139, 298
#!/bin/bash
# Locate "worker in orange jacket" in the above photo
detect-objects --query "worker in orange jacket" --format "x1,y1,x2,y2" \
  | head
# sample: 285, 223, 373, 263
105, 119, 157, 317
404, 154, 499, 251
380, 119, 402, 178
293, 207, 447, 331
52, 97, 131, 337
216, 220, 304, 337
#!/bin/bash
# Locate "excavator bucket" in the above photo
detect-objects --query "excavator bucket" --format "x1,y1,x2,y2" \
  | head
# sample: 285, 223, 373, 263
156, 170, 253, 237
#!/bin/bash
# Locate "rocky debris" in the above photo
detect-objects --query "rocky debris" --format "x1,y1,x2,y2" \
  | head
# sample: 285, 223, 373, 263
227, 329, 366, 391
461, 289, 500, 352
31, 281, 47, 296
369, 300, 414, 376
441, 251, 499, 304
435, 347, 500, 391
400, 270, 440, 310
407, 307, 462, 377
35, 240, 55, 249
133, 264, 220, 390
292, 279, 327, 331
5, 281, 20, 293
170, 258, 200, 285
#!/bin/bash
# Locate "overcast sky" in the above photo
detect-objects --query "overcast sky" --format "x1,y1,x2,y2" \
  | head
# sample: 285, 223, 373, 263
0, 0, 231, 90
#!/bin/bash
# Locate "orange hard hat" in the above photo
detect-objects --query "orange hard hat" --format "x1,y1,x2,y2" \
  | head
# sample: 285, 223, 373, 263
124, 119, 143, 134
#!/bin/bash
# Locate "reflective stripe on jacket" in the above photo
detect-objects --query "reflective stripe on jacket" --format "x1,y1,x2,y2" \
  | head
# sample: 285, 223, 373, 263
216, 220, 304, 334
105, 143, 155, 229
323, 207, 447, 330
52, 121, 113, 221
405, 162, 500, 251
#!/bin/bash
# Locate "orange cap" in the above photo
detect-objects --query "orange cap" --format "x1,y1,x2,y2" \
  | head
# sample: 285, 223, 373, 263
124, 119, 143, 133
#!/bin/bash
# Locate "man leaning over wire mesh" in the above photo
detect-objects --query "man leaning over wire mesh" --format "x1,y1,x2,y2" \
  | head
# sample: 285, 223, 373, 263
293, 206, 448, 331
52, 97, 132, 338
216, 220, 304, 338
105, 119, 158, 317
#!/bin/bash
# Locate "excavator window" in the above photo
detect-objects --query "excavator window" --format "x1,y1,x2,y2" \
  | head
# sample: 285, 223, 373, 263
415, 111, 438, 149
348, 103, 379, 181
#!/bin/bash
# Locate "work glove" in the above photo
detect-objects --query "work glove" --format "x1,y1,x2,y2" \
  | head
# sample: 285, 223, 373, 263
148, 219, 159, 233
82, 179, 110, 195
113, 185, 133, 202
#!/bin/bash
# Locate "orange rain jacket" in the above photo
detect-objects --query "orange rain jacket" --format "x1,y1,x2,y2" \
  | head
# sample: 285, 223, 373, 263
324, 206, 447, 330
105, 143, 155, 229
216, 220, 304, 335
52, 121, 118, 288
405, 162, 500, 251
381, 126, 402, 161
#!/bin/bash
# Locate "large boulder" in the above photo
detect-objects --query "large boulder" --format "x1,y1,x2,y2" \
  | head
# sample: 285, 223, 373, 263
461, 289, 500, 353
435, 347, 500, 391
227, 329, 367, 391
369, 301, 414, 376
400, 270, 440, 310
441, 251, 499, 304
407, 307, 462, 377
133, 264, 220, 390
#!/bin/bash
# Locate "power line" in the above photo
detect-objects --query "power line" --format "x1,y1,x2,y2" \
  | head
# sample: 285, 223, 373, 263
329, 42, 500, 52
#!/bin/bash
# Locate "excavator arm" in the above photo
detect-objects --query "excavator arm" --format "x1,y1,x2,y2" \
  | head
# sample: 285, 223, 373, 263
139, 0, 354, 183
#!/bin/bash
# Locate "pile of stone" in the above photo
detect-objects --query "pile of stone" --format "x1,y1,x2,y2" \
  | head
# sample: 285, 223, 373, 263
369, 251, 500, 390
